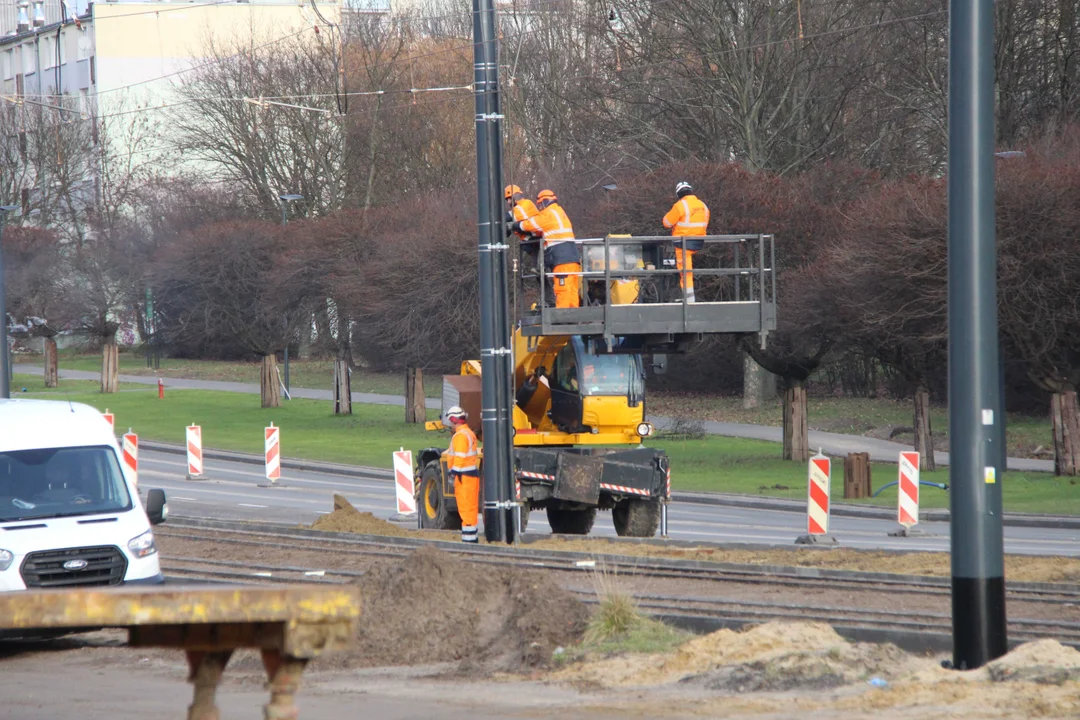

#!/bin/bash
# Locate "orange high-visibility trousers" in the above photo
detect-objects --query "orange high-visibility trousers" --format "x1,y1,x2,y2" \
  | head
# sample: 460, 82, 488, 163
674, 248, 696, 302
552, 262, 582, 308
454, 474, 480, 536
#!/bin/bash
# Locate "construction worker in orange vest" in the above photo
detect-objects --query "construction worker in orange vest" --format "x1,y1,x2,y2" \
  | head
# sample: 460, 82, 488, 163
662, 181, 710, 303
505, 184, 538, 238
511, 189, 582, 308
443, 405, 480, 543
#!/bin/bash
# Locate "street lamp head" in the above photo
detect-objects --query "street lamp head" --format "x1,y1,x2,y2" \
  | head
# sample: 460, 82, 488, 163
0, 205, 19, 213
994, 150, 1026, 159
602, 184, 618, 192
279, 194, 304, 202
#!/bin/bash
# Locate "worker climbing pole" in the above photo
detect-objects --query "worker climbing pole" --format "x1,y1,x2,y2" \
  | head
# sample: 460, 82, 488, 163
472, 0, 515, 543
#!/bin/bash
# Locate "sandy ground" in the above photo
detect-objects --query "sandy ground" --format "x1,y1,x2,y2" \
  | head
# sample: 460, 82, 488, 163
3, 626, 1078, 720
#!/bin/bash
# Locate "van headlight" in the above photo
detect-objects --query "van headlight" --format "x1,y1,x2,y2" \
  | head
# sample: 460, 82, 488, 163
0, 549, 12, 571
636, 422, 654, 437
128, 530, 158, 558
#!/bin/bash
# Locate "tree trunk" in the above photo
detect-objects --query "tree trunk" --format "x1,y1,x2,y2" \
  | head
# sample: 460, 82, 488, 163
43, 337, 58, 388
261, 354, 281, 408
333, 358, 351, 415
297, 314, 313, 359
100, 340, 119, 394
405, 367, 425, 423
1051, 390, 1079, 476
783, 379, 809, 462
742, 353, 776, 409
913, 385, 937, 471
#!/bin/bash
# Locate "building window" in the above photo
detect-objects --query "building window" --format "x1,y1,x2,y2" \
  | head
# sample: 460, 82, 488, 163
22, 45, 35, 75
2, 50, 13, 80
89, 55, 95, 84
42, 37, 52, 69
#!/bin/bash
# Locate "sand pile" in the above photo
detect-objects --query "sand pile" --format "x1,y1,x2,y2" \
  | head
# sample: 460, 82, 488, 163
345, 546, 589, 674
310, 494, 411, 537
557, 622, 1080, 718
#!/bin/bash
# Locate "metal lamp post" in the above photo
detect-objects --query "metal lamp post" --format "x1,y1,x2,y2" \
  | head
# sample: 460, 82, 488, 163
0, 204, 20, 399
278, 194, 304, 395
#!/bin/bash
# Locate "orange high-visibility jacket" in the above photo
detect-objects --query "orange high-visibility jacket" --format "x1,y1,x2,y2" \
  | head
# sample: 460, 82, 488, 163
512, 198, 539, 224
663, 194, 710, 251
448, 423, 479, 476
519, 202, 580, 267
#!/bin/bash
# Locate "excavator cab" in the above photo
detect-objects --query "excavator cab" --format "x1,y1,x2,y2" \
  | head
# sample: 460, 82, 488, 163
548, 337, 645, 434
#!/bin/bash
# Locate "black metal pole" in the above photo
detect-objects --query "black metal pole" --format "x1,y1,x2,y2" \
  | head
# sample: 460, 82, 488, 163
473, 0, 512, 543
0, 210, 10, 399
948, 0, 1007, 670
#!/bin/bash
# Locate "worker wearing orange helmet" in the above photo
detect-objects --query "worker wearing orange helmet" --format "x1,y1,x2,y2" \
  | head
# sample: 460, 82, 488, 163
662, 181, 710, 303
511, 189, 582, 308
442, 405, 480, 543
504, 184, 539, 240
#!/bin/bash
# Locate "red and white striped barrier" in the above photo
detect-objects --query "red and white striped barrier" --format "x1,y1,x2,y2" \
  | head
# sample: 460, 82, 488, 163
806, 452, 831, 536
264, 423, 281, 484
898, 451, 920, 528
186, 424, 203, 480
122, 430, 138, 488
517, 470, 555, 482
102, 408, 114, 429
393, 449, 416, 515
599, 482, 652, 497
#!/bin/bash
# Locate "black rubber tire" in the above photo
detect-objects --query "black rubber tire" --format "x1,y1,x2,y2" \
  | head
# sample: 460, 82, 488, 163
612, 498, 661, 537
419, 461, 461, 530
546, 506, 597, 535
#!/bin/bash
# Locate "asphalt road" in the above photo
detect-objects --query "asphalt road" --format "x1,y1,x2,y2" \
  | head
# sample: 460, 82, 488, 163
138, 449, 1080, 556
13, 364, 1054, 472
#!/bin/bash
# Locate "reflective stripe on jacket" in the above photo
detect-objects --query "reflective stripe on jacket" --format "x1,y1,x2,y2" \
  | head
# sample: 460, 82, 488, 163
512, 199, 539, 223
662, 195, 709, 251
448, 424, 479, 474
520, 202, 580, 268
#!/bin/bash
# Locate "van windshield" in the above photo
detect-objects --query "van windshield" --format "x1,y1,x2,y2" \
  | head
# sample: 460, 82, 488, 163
0, 446, 133, 522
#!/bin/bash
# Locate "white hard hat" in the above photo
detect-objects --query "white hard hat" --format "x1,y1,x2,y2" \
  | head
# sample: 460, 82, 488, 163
446, 406, 467, 422
675, 181, 692, 195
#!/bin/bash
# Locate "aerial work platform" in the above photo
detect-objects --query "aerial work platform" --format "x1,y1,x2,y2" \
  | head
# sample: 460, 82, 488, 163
519, 234, 777, 351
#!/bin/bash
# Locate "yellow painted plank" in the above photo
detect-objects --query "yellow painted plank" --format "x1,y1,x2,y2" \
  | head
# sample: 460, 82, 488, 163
0, 585, 360, 630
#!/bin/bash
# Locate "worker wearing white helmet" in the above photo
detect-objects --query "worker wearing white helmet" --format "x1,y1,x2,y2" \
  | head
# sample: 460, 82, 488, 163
443, 406, 480, 543
662, 181, 710, 303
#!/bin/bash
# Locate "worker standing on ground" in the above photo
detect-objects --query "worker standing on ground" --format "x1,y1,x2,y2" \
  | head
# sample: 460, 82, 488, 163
511, 189, 582, 308
662, 181, 710, 303
443, 406, 480, 543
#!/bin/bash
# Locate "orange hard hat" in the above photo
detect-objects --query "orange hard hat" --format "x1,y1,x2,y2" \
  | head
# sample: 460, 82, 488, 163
504, 184, 522, 200
537, 189, 557, 203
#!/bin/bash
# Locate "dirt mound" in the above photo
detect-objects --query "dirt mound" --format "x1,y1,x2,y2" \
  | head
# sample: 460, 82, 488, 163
310, 494, 411, 537
345, 546, 588, 675
987, 639, 1080, 684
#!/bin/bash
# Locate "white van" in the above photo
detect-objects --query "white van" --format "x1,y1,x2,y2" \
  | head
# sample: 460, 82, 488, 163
0, 399, 167, 591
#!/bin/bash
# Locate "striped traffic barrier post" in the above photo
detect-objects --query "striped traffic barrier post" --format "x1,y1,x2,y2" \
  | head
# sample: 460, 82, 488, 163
796, 449, 838, 545
186, 424, 204, 480
258, 422, 285, 488
890, 451, 923, 537
102, 408, 114, 429
390, 448, 416, 521
660, 463, 671, 538
122, 430, 138, 488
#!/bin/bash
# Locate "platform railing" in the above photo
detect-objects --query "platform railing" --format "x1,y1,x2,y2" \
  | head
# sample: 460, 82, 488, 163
519, 234, 776, 344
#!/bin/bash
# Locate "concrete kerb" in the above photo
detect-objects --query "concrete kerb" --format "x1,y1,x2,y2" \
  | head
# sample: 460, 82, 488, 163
140, 440, 1080, 530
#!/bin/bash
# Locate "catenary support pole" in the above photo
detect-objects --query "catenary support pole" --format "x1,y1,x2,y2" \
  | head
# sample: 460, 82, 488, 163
947, 0, 1007, 670
0, 206, 15, 400
473, 0, 513, 543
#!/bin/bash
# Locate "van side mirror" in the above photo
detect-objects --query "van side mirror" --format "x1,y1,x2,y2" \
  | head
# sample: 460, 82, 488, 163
145, 489, 168, 525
